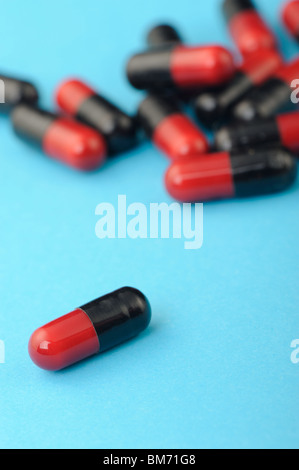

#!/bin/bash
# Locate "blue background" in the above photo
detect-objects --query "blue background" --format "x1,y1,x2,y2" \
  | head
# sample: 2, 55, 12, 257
0, 0, 298, 450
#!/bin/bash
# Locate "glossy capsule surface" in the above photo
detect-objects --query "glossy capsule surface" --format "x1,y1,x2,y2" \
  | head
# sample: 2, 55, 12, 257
12, 104, 106, 170
127, 45, 235, 90
138, 95, 209, 160
215, 110, 299, 153
165, 147, 297, 202
56, 79, 137, 155
194, 48, 282, 128
282, 0, 299, 42
223, 0, 277, 58
233, 57, 299, 121
29, 287, 151, 371
0, 74, 39, 111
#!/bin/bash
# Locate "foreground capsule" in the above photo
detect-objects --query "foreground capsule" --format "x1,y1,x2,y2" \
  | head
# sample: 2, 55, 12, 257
222, 0, 277, 58
56, 79, 137, 155
12, 104, 106, 170
233, 57, 299, 121
194, 48, 282, 128
146, 24, 183, 48
165, 147, 297, 202
215, 111, 299, 153
29, 287, 151, 371
126, 45, 235, 91
282, 0, 299, 43
138, 95, 209, 160
0, 74, 39, 111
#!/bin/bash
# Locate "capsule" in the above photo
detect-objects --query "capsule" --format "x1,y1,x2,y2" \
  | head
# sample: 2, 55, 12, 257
223, 0, 277, 58
233, 57, 299, 121
28, 287, 151, 371
138, 95, 209, 160
165, 147, 297, 202
215, 110, 299, 153
145, 25, 223, 102
193, 48, 282, 128
11, 104, 106, 170
146, 24, 183, 48
0, 74, 39, 111
282, 1, 299, 43
55, 79, 137, 155
126, 45, 235, 91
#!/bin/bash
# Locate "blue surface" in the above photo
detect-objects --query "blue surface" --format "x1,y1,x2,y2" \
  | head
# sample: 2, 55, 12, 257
0, 0, 298, 450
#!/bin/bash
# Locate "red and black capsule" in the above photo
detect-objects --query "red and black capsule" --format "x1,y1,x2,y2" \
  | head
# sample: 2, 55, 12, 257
56, 79, 137, 155
233, 57, 299, 122
193, 48, 282, 129
126, 44, 236, 91
138, 95, 209, 160
215, 110, 299, 153
29, 287, 151, 371
146, 24, 183, 48
223, 0, 277, 58
165, 147, 297, 202
282, 1, 299, 43
0, 74, 39, 111
11, 104, 106, 170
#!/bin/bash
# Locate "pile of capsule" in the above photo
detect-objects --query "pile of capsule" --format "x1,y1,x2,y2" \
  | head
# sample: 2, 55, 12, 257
3, 0, 299, 202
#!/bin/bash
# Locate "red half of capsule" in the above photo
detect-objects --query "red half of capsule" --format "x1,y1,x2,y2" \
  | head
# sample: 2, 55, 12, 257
277, 111, 299, 152
28, 309, 100, 371
153, 113, 209, 160
43, 118, 106, 170
240, 49, 283, 85
229, 10, 277, 58
56, 79, 95, 115
170, 45, 236, 88
165, 152, 235, 202
282, 1, 299, 38
274, 57, 299, 86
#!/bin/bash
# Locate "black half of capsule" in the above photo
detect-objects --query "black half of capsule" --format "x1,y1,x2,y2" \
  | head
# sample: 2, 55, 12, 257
233, 77, 293, 122
127, 48, 174, 91
0, 74, 39, 111
231, 146, 297, 197
222, 0, 254, 23
81, 287, 152, 353
193, 71, 252, 129
146, 24, 183, 48
11, 104, 55, 146
215, 117, 281, 151
76, 95, 138, 155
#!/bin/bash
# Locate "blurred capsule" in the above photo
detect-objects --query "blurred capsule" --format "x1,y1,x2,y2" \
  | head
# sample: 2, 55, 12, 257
146, 24, 183, 48
127, 45, 236, 91
138, 95, 209, 160
222, 0, 277, 58
165, 147, 297, 202
12, 104, 106, 170
194, 48, 282, 128
56, 79, 137, 155
233, 57, 299, 121
0, 74, 39, 111
215, 110, 299, 153
282, 0, 299, 43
